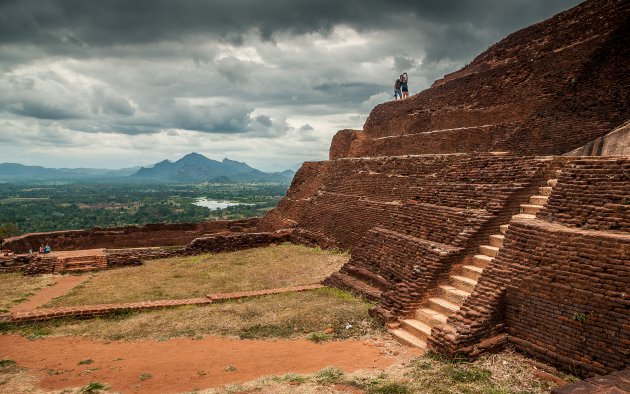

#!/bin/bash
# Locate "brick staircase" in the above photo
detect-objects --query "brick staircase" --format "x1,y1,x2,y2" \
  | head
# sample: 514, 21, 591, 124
56, 255, 108, 273
388, 177, 558, 349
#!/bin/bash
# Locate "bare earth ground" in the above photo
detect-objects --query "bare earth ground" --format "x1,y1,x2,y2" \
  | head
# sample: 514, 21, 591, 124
0, 334, 407, 393
45, 243, 348, 307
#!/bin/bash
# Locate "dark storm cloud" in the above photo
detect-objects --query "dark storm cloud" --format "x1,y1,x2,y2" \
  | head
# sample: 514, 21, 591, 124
0, 0, 581, 60
0, 0, 584, 170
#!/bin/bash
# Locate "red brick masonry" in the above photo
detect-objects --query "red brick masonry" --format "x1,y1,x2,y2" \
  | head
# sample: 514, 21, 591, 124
8, 284, 323, 323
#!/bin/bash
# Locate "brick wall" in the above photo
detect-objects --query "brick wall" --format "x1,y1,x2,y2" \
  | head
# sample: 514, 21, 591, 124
3, 218, 260, 254
105, 247, 188, 268
263, 154, 554, 316
185, 230, 292, 254
262, 154, 551, 249
330, 0, 629, 158
538, 158, 630, 232
429, 159, 630, 377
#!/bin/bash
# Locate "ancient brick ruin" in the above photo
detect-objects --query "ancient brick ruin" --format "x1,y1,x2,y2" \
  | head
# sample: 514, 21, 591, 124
3, 0, 628, 381
261, 0, 629, 377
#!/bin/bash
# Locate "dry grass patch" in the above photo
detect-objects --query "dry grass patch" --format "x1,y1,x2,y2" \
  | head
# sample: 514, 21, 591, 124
3, 287, 381, 341
199, 349, 575, 394
46, 243, 348, 307
0, 272, 55, 312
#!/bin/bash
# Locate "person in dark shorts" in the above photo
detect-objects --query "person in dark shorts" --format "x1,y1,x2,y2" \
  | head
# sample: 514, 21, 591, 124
394, 75, 402, 100
401, 72, 409, 98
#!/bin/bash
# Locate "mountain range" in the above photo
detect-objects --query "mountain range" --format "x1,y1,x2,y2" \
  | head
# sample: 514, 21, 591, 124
132, 153, 294, 183
0, 153, 295, 183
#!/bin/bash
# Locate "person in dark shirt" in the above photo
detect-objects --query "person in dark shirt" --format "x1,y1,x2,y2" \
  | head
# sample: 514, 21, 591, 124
401, 72, 409, 99
394, 76, 402, 100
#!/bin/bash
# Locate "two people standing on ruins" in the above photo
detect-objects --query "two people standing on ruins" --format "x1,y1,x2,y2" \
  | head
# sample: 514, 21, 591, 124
394, 72, 409, 100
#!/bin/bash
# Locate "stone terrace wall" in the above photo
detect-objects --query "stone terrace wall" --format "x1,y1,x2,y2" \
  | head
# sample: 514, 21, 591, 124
506, 222, 629, 376
3, 219, 259, 253
331, 0, 629, 158
262, 154, 555, 316
261, 154, 551, 250
429, 158, 630, 377
538, 158, 630, 232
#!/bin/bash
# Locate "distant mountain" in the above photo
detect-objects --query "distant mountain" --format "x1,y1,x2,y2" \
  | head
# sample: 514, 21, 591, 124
0, 163, 140, 181
0, 154, 294, 183
131, 153, 294, 183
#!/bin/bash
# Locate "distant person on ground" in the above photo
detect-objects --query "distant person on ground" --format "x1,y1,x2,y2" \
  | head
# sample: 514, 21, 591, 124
394, 75, 402, 100
44, 244, 51, 254
39, 244, 44, 254
401, 72, 409, 99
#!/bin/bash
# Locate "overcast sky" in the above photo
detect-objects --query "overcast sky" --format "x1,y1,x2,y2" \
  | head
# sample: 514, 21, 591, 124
0, 0, 582, 171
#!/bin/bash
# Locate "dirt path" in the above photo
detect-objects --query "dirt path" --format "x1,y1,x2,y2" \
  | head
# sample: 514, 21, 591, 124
0, 335, 410, 393
10, 275, 88, 312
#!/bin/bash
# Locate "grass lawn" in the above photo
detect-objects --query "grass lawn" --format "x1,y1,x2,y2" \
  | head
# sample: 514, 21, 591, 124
2, 287, 380, 341
45, 243, 348, 307
0, 273, 55, 313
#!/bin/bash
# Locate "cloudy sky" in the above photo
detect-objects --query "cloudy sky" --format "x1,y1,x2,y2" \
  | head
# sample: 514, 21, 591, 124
0, 0, 582, 171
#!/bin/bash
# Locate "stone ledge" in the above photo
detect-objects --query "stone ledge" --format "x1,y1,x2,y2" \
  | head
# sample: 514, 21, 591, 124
10, 298, 213, 322
208, 284, 323, 301
7, 284, 324, 323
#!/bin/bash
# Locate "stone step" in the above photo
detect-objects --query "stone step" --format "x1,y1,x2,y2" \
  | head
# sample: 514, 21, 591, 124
512, 213, 536, 220
548, 179, 558, 187
388, 328, 427, 349
63, 266, 98, 273
539, 186, 553, 196
499, 224, 509, 235
327, 272, 382, 301
400, 318, 432, 340
471, 254, 493, 268
479, 245, 499, 258
450, 275, 477, 293
529, 195, 549, 205
344, 265, 390, 291
428, 297, 460, 316
438, 285, 470, 304
520, 204, 544, 215
489, 234, 504, 248
64, 260, 98, 267
415, 307, 448, 326
61, 256, 101, 263
462, 265, 484, 281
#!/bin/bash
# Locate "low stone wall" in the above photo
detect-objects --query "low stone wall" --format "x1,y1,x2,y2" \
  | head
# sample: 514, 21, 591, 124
105, 247, 188, 268
186, 230, 293, 253
9, 284, 322, 323
0, 254, 39, 273
3, 218, 260, 254
566, 121, 630, 156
